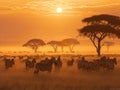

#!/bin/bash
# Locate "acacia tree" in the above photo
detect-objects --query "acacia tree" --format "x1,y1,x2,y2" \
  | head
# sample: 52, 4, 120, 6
47, 41, 60, 52
61, 38, 80, 52
23, 39, 46, 53
56, 41, 65, 52
47, 41, 65, 53
78, 14, 120, 56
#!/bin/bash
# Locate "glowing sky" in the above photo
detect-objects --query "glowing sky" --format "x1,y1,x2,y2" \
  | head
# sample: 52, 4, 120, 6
0, 0, 120, 47
0, 0, 120, 15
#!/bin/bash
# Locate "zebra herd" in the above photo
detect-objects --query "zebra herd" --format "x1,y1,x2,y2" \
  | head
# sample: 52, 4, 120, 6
2, 55, 118, 73
78, 56, 117, 72
3, 56, 63, 74
34, 56, 62, 74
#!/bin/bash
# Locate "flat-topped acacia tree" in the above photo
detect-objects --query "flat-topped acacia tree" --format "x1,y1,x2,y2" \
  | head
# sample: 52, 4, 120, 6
61, 38, 80, 53
78, 14, 120, 56
48, 41, 65, 53
47, 41, 60, 52
23, 39, 46, 53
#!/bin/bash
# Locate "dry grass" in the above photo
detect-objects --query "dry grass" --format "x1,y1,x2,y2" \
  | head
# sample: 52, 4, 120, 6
0, 55, 120, 90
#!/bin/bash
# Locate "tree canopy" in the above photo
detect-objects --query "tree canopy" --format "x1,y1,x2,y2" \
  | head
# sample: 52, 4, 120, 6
47, 38, 80, 53
79, 14, 120, 56
23, 39, 46, 53
61, 38, 80, 52
47, 41, 60, 52
61, 38, 80, 46
83, 14, 120, 27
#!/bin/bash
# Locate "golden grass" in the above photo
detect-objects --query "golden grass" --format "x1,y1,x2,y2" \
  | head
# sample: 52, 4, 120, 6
0, 55, 120, 90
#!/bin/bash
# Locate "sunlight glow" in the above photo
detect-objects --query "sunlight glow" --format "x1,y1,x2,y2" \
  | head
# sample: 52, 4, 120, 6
56, 7, 62, 13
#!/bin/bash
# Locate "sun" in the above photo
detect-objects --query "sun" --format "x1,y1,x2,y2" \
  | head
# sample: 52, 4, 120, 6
56, 7, 62, 13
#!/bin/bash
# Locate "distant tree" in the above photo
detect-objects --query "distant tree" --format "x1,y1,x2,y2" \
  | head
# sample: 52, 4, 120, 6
78, 14, 120, 56
55, 41, 65, 52
47, 41, 60, 52
103, 41, 115, 52
23, 39, 46, 53
61, 38, 80, 52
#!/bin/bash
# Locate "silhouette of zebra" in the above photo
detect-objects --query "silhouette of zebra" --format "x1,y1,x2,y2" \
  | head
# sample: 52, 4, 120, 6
25, 59, 36, 70
54, 56, 62, 68
4, 58, 15, 69
67, 58, 74, 66
34, 57, 55, 74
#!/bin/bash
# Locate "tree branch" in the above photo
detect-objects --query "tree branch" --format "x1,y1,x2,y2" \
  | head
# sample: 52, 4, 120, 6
89, 36, 98, 49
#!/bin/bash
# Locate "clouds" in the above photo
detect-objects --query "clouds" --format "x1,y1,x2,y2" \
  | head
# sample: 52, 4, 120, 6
0, 0, 120, 15
0, 7, 12, 10
23, 0, 120, 15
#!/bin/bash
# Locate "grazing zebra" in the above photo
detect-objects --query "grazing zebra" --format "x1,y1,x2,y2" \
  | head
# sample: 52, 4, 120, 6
67, 58, 74, 66
93, 59, 101, 71
77, 56, 117, 72
105, 58, 117, 71
34, 57, 55, 74
4, 58, 15, 69
54, 56, 62, 68
77, 57, 86, 70
25, 59, 36, 70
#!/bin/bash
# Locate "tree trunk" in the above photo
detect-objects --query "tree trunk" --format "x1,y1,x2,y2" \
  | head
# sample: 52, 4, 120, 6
53, 46, 57, 53
69, 45, 74, 53
61, 46, 64, 52
97, 48, 101, 56
34, 47, 38, 53
107, 46, 109, 52
97, 40, 101, 56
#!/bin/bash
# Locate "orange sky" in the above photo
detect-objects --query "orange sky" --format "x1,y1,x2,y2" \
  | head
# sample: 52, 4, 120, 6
0, 0, 120, 47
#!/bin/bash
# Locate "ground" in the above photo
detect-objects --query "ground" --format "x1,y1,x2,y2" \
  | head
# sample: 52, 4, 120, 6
0, 54, 120, 90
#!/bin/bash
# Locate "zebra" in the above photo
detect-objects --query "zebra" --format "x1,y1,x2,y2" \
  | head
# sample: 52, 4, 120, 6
25, 58, 36, 70
4, 58, 15, 69
34, 57, 56, 74
67, 58, 74, 66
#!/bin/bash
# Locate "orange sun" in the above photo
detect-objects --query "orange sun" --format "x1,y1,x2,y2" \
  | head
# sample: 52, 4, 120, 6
56, 7, 62, 13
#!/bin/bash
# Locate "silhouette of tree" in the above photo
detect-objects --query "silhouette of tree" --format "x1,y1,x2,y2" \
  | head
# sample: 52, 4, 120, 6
23, 39, 46, 53
55, 41, 64, 52
61, 38, 80, 52
83, 14, 120, 28
78, 14, 120, 56
47, 41, 60, 52
103, 41, 115, 52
